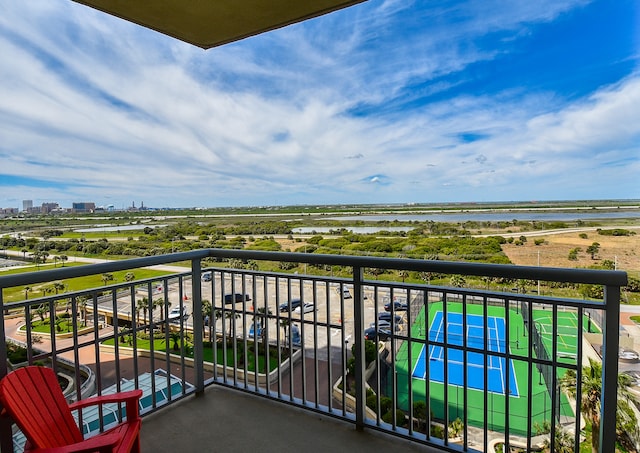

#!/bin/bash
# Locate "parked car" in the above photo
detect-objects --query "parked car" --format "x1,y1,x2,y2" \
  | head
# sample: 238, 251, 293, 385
293, 302, 316, 314
364, 327, 392, 341
167, 306, 188, 322
342, 289, 352, 299
224, 293, 251, 304
377, 313, 402, 323
279, 298, 303, 312
370, 320, 401, 331
384, 299, 408, 312
201, 272, 212, 282
249, 322, 263, 338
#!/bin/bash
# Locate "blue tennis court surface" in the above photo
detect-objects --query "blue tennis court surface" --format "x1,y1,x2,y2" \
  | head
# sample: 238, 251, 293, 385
412, 311, 519, 396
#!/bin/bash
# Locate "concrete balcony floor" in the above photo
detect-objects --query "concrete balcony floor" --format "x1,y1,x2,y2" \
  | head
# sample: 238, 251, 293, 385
140, 384, 438, 453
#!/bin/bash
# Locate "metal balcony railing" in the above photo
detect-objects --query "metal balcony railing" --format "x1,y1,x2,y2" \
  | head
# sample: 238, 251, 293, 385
0, 249, 628, 452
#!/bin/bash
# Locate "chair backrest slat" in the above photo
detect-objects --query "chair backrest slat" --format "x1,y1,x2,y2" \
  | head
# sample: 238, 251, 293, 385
0, 367, 83, 448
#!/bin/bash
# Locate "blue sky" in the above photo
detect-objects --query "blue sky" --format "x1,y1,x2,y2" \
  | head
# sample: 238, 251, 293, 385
1, 0, 639, 209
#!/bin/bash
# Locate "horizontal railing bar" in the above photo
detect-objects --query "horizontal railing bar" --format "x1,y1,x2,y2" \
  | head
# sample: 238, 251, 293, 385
203, 249, 629, 286
0, 249, 627, 289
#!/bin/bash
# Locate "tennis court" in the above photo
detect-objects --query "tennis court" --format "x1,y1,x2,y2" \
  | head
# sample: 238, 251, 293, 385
393, 301, 563, 436
412, 311, 519, 396
529, 309, 598, 365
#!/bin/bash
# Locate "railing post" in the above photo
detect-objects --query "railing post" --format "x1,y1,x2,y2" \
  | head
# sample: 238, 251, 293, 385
191, 258, 205, 394
352, 265, 366, 430
599, 284, 620, 453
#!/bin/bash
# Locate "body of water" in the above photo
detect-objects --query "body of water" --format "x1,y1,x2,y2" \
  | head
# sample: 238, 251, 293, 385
326, 210, 640, 223
292, 210, 640, 234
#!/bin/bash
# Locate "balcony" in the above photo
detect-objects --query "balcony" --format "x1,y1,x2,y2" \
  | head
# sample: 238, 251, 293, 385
0, 249, 627, 452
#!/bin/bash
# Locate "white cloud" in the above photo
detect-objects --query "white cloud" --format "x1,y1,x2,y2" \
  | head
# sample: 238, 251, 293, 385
0, 0, 637, 207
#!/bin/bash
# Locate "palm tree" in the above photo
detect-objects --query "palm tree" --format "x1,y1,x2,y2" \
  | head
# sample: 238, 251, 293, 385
165, 331, 181, 352
213, 308, 223, 339
136, 297, 150, 332
367, 268, 383, 280
35, 304, 47, 322
201, 299, 212, 338
398, 270, 409, 283
153, 297, 165, 322
59, 255, 68, 267
24, 286, 31, 300
559, 358, 637, 453
280, 318, 290, 349
253, 307, 272, 340
224, 310, 241, 339
30, 251, 43, 268
77, 296, 89, 323
52, 281, 65, 295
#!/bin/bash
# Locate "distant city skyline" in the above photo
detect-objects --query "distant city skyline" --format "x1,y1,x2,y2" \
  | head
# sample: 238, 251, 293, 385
1, 0, 639, 208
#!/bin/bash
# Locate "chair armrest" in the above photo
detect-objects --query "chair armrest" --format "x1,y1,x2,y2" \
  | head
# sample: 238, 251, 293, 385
68, 390, 142, 410
31, 431, 121, 453
68, 389, 143, 420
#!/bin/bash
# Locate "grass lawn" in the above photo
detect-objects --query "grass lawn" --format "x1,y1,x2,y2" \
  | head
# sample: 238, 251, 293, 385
105, 336, 281, 374
2, 266, 172, 303
22, 317, 86, 334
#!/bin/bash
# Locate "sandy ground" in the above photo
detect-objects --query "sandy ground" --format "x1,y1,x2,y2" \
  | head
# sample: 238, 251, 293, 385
501, 226, 640, 275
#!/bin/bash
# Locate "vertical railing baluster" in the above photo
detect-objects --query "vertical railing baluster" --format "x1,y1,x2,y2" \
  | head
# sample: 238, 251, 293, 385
600, 285, 620, 453
353, 265, 366, 430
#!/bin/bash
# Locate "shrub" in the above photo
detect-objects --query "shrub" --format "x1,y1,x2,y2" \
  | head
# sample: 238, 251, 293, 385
382, 409, 407, 427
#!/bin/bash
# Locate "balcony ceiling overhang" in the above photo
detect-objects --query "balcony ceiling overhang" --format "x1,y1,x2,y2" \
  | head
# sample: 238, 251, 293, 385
72, 0, 366, 49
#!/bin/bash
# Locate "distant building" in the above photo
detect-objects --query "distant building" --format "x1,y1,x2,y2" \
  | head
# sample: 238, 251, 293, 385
22, 200, 33, 211
41, 202, 59, 214
72, 202, 96, 213
0, 207, 19, 217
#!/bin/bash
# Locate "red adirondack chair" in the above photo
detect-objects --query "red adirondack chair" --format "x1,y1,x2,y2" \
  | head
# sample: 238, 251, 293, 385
0, 366, 143, 452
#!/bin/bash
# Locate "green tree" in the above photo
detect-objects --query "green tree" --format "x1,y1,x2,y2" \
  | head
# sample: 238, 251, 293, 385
124, 272, 135, 282
568, 247, 580, 261
586, 242, 600, 260
559, 358, 637, 453
450, 275, 466, 288
59, 254, 68, 266
101, 273, 114, 286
